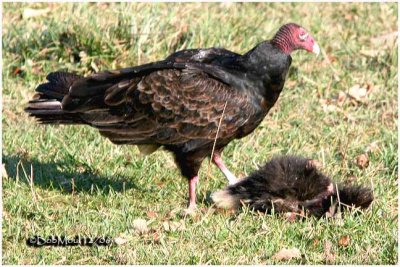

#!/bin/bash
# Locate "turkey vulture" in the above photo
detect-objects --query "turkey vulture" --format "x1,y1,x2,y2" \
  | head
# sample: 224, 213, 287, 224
212, 155, 374, 218
25, 23, 320, 212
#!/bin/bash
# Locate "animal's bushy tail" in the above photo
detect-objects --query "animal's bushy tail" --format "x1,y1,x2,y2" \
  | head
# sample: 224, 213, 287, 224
211, 188, 241, 209
25, 72, 84, 124
337, 185, 374, 210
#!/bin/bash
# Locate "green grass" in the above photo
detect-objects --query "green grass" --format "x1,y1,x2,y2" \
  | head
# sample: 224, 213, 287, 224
2, 2, 398, 264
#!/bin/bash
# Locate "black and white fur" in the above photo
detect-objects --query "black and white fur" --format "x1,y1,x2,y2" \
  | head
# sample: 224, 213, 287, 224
212, 155, 373, 218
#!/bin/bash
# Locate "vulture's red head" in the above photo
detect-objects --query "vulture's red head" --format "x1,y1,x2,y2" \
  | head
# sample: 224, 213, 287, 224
272, 23, 320, 55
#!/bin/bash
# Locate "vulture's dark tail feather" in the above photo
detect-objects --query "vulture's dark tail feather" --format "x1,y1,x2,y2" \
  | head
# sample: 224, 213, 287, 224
25, 72, 84, 124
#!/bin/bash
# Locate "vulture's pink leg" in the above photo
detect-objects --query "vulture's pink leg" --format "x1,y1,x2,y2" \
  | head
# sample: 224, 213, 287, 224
187, 175, 199, 210
212, 154, 238, 185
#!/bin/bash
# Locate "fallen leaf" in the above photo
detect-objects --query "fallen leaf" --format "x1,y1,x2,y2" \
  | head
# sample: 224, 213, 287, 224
338, 235, 350, 247
271, 247, 301, 261
348, 85, 368, 102
355, 153, 369, 169
23, 8, 51, 19
319, 98, 340, 113
323, 104, 339, 113
113, 232, 132, 246
146, 211, 158, 218
132, 218, 149, 234
323, 240, 336, 263
344, 13, 354, 21
337, 91, 347, 106
153, 232, 160, 242
114, 236, 129, 246
366, 83, 375, 93
162, 220, 186, 232
13, 67, 22, 76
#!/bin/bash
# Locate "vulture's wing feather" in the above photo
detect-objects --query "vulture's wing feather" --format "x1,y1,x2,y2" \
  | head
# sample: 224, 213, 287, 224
61, 47, 241, 110
50, 48, 258, 152
97, 69, 257, 151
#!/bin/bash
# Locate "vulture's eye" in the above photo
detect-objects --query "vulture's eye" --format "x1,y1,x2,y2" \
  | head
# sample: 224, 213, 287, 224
299, 32, 308, 41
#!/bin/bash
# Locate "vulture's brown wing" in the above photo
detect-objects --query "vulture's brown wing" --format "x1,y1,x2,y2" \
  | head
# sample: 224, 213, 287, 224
59, 49, 259, 152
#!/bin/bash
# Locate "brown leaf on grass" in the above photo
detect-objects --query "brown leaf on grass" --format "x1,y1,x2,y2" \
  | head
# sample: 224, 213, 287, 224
323, 104, 339, 113
114, 232, 132, 246
355, 153, 369, 169
13, 67, 23, 76
146, 211, 158, 218
348, 85, 368, 102
132, 218, 149, 234
162, 220, 186, 232
155, 181, 165, 188
324, 240, 336, 263
338, 235, 350, 247
23, 8, 51, 19
319, 99, 340, 113
337, 91, 347, 106
344, 13, 354, 21
271, 247, 301, 261
326, 53, 338, 63
114, 236, 129, 246
366, 83, 375, 94
152, 231, 160, 243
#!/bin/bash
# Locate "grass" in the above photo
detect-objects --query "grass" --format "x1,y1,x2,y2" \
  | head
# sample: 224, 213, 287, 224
2, 2, 398, 264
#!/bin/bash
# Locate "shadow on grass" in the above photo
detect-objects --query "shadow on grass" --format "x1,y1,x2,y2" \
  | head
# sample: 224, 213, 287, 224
3, 155, 139, 195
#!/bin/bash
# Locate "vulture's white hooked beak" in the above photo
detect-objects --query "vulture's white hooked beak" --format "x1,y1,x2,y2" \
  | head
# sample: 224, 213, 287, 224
312, 42, 320, 56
